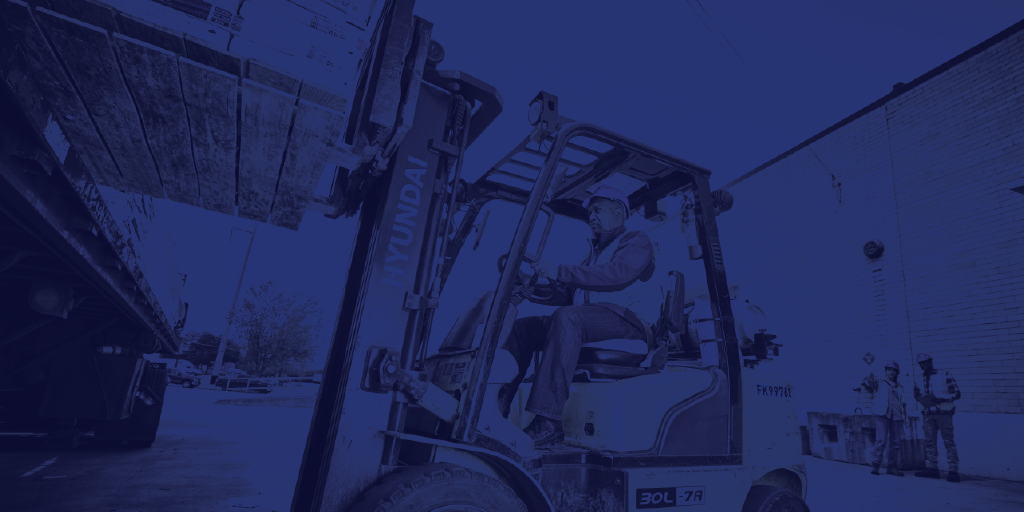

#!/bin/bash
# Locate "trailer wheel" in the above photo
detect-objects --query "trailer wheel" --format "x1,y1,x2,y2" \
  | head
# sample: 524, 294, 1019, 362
741, 485, 809, 512
349, 463, 527, 512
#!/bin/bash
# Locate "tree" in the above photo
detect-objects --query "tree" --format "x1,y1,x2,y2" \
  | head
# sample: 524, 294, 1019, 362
230, 279, 321, 377
178, 331, 242, 368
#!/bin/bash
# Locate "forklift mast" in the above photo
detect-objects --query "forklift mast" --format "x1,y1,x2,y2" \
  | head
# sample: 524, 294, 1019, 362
291, 3, 504, 511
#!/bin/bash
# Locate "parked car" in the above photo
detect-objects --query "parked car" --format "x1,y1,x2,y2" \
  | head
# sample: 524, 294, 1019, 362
166, 368, 200, 388
214, 374, 273, 393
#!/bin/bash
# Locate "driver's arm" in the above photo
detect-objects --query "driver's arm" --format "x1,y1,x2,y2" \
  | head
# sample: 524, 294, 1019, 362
556, 231, 654, 292
526, 280, 574, 306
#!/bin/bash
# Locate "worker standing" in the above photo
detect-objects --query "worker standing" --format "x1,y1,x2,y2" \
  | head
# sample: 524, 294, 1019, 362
913, 353, 962, 482
864, 361, 907, 476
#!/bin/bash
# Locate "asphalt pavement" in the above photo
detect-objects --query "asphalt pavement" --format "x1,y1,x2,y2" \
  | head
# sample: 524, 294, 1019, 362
0, 384, 1021, 511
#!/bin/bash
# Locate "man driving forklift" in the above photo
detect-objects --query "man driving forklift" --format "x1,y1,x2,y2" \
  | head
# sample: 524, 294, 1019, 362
497, 185, 663, 447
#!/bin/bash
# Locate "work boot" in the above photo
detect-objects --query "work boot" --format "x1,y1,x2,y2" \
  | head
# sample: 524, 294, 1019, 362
947, 471, 961, 482
886, 465, 905, 476
523, 415, 564, 448
870, 463, 880, 475
915, 468, 941, 479
496, 384, 514, 420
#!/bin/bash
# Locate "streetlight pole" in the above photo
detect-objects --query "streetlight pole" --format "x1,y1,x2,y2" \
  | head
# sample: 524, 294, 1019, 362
210, 222, 258, 384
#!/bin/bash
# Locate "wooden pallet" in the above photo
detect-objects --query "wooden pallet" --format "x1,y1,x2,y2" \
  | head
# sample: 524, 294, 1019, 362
0, 0, 358, 230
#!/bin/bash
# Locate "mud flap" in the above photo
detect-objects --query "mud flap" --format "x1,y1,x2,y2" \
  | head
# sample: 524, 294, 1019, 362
94, 361, 167, 443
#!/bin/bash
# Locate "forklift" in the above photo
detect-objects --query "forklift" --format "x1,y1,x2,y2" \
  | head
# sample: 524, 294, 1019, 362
293, 4, 807, 511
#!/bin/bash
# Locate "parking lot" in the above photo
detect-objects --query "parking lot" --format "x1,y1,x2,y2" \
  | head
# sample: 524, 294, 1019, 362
0, 384, 315, 512
1, 385, 1022, 512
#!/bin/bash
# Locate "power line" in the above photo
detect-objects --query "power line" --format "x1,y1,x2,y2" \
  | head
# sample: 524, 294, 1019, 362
694, 0, 791, 128
683, 0, 750, 84
685, 0, 843, 207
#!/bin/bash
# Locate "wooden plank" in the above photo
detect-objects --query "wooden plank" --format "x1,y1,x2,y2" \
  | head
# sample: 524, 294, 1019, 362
237, 0, 365, 58
241, 0, 365, 38
117, 12, 187, 55
100, 0, 230, 48
46, 0, 118, 33
238, 79, 295, 222
0, 0, 123, 189
183, 33, 242, 76
177, 57, 237, 215
228, 35, 352, 89
35, 7, 165, 197
246, 59, 301, 96
299, 79, 348, 113
268, 99, 345, 230
111, 33, 201, 207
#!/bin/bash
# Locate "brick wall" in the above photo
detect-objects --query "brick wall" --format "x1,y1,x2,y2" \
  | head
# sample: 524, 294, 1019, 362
717, 27, 1024, 419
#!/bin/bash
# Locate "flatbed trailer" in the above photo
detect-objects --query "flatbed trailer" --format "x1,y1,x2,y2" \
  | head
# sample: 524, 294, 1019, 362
0, 30, 184, 445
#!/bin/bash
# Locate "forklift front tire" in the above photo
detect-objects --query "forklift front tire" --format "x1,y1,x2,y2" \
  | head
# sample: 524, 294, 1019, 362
741, 485, 809, 512
349, 462, 527, 512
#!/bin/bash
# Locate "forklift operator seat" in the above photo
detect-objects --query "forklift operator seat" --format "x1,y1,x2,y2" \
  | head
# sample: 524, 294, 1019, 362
576, 271, 685, 377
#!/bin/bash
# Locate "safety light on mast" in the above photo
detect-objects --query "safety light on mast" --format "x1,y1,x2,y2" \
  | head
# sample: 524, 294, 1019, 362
528, 100, 543, 126
528, 91, 559, 143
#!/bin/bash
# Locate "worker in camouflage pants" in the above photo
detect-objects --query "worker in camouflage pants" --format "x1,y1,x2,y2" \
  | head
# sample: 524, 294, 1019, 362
913, 353, 961, 482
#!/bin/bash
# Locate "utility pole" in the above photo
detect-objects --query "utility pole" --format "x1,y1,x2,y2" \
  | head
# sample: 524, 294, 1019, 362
210, 222, 258, 384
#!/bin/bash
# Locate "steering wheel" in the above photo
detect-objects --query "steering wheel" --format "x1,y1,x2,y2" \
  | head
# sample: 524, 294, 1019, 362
496, 254, 556, 303
496, 253, 532, 285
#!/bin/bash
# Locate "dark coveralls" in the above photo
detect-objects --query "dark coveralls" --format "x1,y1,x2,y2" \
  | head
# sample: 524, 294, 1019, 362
501, 224, 656, 420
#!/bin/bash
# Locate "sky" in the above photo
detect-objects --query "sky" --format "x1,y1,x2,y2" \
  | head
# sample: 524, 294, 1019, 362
152, 0, 1024, 368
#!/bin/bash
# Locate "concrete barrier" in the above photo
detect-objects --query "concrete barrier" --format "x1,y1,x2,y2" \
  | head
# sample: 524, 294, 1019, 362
807, 411, 925, 470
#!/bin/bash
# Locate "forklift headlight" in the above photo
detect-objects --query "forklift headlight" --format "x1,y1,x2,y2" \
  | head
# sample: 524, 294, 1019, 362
528, 99, 543, 126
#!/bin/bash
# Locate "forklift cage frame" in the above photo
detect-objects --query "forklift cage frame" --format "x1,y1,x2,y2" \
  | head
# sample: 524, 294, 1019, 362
450, 122, 745, 462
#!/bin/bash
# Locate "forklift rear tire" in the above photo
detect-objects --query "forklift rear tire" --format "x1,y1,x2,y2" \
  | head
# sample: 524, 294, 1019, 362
741, 485, 809, 512
349, 462, 527, 512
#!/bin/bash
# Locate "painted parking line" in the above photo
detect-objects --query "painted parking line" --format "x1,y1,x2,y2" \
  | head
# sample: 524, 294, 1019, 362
21, 457, 57, 477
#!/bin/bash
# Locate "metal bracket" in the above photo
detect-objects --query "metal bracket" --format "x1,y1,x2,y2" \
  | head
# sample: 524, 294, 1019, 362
429, 138, 459, 157
362, 346, 401, 393
404, 292, 439, 310
10, 140, 54, 176
753, 332, 779, 359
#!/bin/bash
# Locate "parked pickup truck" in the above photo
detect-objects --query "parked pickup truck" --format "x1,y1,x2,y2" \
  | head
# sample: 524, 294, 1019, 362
215, 375, 274, 394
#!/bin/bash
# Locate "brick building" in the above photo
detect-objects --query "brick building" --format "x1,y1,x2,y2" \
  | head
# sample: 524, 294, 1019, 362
716, 20, 1024, 480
